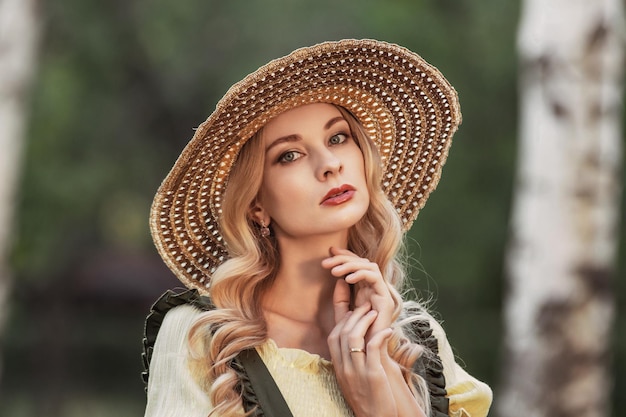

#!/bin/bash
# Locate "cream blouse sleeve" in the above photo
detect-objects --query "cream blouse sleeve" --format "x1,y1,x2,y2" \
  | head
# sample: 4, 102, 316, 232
429, 318, 493, 417
144, 304, 213, 417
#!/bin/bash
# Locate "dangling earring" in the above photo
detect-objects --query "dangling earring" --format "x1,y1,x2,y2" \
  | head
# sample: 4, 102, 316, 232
260, 220, 271, 237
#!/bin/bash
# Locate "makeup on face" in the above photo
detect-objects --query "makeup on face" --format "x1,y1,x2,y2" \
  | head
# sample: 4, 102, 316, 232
256, 103, 370, 240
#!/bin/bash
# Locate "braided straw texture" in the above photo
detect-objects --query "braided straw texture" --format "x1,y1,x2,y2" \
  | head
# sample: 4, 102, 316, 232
150, 39, 461, 293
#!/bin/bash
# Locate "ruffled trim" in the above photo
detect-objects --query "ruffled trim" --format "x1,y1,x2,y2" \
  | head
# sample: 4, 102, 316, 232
142, 288, 215, 386
230, 353, 266, 416
447, 379, 493, 417
142, 288, 267, 415
449, 409, 471, 417
143, 289, 449, 416
405, 319, 450, 417
258, 338, 334, 374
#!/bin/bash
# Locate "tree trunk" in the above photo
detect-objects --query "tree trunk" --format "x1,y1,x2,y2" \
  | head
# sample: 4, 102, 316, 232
0, 0, 40, 381
497, 1, 625, 416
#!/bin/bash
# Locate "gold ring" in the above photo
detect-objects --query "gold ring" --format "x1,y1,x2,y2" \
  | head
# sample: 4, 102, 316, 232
349, 347, 366, 354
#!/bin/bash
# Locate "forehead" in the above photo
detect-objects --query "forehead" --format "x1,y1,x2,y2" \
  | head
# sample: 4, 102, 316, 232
262, 103, 345, 140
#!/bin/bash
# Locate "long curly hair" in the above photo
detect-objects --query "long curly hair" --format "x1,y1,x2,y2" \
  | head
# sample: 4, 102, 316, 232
187, 105, 432, 416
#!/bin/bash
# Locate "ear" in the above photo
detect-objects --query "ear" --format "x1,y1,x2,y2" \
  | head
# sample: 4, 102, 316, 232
249, 200, 270, 226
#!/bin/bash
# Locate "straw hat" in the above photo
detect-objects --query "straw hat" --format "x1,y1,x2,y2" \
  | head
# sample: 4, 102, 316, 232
151, 39, 461, 293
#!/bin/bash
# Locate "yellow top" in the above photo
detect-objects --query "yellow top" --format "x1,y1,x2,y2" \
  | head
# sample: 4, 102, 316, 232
144, 304, 492, 417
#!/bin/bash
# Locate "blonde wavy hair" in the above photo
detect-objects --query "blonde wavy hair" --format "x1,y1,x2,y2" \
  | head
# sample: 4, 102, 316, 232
188, 105, 432, 416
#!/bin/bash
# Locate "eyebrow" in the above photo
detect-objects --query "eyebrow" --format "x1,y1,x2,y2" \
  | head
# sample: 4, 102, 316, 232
265, 116, 348, 153
324, 116, 346, 130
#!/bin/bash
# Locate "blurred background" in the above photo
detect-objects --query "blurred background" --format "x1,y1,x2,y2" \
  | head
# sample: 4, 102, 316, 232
0, 0, 624, 416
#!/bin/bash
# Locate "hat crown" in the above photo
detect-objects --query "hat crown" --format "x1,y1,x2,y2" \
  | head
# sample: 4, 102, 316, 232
150, 39, 460, 293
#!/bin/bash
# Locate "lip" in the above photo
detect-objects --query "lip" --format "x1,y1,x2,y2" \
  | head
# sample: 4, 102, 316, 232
321, 184, 356, 206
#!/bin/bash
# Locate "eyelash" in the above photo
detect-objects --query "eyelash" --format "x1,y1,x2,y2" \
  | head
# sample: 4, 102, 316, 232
277, 132, 351, 164
278, 150, 302, 163
329, 132, 349, 145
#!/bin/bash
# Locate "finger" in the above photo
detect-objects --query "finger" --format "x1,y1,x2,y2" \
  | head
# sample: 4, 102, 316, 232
329, 246, 357, 257
321, 255, 362, 272
341, 301, 372, 330
341, 308, 378, 367
332, 278, 351, 323
327, 309, 351, 364
322, 253, 372, 269
328, 303, 370, 366
364, 327, 393, 368
328, 302, 370, 355
343, 268, 384, 285
322, 254, 379, 275
327, 262, 384, 289
328, 301, 369, 348
321, 247, 366, 268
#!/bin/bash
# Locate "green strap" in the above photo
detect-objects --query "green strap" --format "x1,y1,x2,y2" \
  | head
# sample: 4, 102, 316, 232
238, 348, 294, 417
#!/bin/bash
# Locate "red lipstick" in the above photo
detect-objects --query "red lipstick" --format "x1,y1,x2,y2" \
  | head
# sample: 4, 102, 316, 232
321, 184, 356, 206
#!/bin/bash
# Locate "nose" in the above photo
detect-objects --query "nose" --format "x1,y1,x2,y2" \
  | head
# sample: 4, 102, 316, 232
315, 148, 343, 180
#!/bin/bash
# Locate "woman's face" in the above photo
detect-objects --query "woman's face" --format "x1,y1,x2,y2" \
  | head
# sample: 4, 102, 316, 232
256, 103, 370, 241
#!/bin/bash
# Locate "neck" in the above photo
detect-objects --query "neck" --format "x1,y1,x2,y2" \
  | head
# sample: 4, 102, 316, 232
262, 232, 348, 325
261, 234, 347, 358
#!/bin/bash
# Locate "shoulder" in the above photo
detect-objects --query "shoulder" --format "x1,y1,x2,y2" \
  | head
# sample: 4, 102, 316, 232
142, 289, 214, 386
426, 316, 493, 417
142, 289, 215, 416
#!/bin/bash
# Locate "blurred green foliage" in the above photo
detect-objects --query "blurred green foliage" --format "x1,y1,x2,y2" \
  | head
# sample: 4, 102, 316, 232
2, 0, 624, 416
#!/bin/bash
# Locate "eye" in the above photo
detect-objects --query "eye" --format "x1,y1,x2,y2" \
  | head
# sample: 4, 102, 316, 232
329, 133, 348, 145
278, 150, 302, 163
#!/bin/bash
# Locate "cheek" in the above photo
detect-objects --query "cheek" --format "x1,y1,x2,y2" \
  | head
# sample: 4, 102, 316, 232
258, 171, 297, 214
351, 151, 367, 182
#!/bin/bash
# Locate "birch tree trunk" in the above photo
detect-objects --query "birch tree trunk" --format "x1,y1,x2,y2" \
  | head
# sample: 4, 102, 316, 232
0, 0, 40, 381
497, 1, 625, 416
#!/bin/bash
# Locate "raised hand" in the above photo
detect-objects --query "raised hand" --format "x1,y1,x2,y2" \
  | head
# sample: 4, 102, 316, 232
323, 247, 426, 417
322, 246, 395, 336
327, 300, 398, 417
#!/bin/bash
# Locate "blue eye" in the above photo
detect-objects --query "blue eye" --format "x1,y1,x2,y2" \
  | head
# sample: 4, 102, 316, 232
329, 133, 348, 145
278, 150, 302, 163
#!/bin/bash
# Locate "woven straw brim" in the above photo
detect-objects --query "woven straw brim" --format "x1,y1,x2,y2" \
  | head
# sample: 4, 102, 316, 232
150, 39, 461, 294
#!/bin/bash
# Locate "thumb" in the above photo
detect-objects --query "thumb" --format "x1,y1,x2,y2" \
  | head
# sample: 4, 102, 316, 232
332, 278, 351, 324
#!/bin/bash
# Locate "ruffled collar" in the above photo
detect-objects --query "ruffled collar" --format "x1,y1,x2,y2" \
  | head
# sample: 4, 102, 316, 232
257, 338, 334, 374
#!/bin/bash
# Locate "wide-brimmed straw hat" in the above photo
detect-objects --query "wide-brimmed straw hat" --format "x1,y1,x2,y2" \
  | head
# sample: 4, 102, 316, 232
151, 39, 461, 293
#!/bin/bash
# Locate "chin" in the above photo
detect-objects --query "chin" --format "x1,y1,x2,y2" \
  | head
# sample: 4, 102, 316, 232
337, 212, 368, 231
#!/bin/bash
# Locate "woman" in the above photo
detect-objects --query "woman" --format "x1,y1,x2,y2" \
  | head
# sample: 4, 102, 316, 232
143, 39, 492, 417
